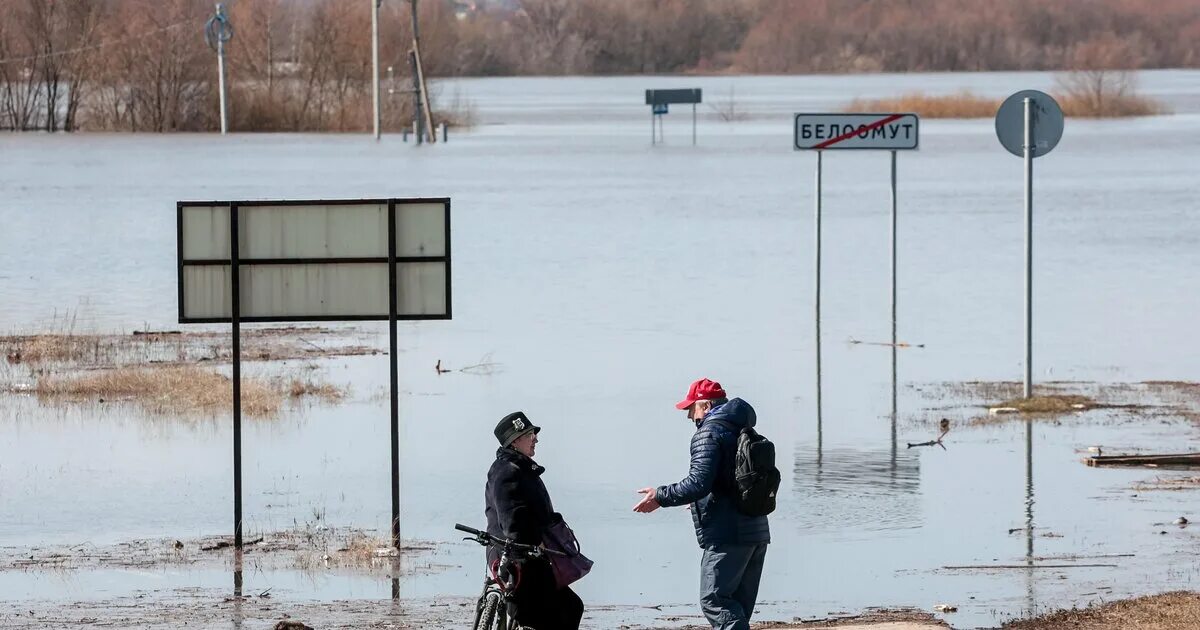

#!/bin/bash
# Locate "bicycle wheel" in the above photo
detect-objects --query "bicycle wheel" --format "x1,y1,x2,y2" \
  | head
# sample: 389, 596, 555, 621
474, 590, 502, 630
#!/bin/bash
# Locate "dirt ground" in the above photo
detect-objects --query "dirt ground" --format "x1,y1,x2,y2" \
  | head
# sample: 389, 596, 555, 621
0, 594, 472, 629
6, 587, 1198, 629
749, 608, 948, 629
0, 599, 949, 630
657, 608, 948, 629
0, 526, 440, 574
1000, 591, 1200, 630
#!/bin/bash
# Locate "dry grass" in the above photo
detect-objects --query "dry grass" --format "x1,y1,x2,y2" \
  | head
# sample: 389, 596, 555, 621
1, 327, 375, 370
4, 321, 357, 419
845, 82, 1165, 120
1002, 591, 1200, 630
5, 334, 111, 364
1, 324, 188, 367
288, 378, 346, 402
33, 366, 347, 418
274, 526, 435, 572
1059, 92, 1162, 117
35, 366, 283, 417
994, 394, 1097, 414
916, 381, 1200, 430
934, 380, 1025, 402
844, 91, 999, 118
723, 608, 947, 629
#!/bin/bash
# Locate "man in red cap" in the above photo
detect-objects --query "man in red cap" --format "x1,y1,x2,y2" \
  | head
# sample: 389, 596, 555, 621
633, 379, 770, 630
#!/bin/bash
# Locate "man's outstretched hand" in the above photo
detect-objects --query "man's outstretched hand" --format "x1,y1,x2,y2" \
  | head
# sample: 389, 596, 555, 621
633, 487, 661, 513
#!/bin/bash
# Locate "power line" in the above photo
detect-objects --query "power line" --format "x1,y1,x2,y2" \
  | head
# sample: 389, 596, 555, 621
0, 21, 189, 67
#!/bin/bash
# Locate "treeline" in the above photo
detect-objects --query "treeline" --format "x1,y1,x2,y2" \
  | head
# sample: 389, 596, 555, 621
0, 0, 469, 131
3, 0, 1199, 132
444, 0, 1200, 75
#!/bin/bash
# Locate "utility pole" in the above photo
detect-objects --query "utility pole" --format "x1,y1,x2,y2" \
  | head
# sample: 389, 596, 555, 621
372, 0, 382, 140
205, 4, 234, 135
409, 0, 435, 143
409, 49, 422, 145
410, 0, 424, 144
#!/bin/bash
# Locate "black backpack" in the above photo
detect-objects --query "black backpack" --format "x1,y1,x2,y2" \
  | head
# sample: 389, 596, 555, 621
714, 421, 781, 517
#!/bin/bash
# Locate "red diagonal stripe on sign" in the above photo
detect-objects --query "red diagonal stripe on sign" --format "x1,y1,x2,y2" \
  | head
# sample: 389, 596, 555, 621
814, 113, 905, 149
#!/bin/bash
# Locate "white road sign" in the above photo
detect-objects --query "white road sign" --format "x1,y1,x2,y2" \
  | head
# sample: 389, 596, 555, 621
794, 113, 919, 150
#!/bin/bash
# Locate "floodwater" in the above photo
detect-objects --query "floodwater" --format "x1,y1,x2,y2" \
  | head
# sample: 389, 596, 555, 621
3, 70, 1200, 628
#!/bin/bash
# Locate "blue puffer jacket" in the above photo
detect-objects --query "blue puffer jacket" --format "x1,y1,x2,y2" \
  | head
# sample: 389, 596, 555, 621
656, 398, 771, 548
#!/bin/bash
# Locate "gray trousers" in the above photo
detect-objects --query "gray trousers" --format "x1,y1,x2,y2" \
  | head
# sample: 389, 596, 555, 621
699, 543, 768, 630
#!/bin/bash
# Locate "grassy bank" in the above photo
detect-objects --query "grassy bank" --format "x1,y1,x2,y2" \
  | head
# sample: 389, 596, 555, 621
845, 91, 999, 118
31, 366, 344, 417
1003, 591, 1200, 629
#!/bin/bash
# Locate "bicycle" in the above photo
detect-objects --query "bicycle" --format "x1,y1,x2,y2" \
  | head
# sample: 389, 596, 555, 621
455, 523, 564, 630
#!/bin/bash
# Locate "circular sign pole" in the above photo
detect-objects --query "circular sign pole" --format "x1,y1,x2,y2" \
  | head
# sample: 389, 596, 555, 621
1023, 98, 1033, 399
205, 4, 234, 135
996, 90, 1063, 399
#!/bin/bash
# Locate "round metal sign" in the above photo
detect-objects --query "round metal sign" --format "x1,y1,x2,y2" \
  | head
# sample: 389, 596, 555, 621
995, 90, 1064, 158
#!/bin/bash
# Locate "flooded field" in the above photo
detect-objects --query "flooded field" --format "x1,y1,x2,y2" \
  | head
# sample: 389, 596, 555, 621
2, 70, 1200, 628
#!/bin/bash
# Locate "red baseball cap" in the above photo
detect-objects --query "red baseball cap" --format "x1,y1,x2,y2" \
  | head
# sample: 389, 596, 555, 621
675, 378, 727, 410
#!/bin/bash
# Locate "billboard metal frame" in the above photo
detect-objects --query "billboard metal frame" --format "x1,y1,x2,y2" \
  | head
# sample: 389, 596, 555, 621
177, 197, 452, 323
176, 197, 451, 552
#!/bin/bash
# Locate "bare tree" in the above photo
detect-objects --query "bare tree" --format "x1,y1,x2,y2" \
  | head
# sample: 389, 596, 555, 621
61, 1, 105, 131
102, 0, 209, 132
1, 0, 45, 130
229, 0, 281, 95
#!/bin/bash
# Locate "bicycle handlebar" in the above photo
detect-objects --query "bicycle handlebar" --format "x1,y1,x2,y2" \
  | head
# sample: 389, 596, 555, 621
454, 523, 485, 537
452, 523, 566, 557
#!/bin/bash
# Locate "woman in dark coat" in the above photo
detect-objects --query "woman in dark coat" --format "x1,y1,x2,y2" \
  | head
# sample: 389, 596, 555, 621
485, 411, 584, 630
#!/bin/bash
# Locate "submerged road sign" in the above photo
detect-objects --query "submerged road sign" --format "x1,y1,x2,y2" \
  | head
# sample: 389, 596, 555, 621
644, 88, 701, 106
994, 89, 1065, 400
792, 111, 920, 443
794, 113, 919, 150
646, 88, 702, 146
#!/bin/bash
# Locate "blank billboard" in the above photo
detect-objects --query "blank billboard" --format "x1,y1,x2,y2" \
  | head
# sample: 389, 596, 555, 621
177, 199, 451, 323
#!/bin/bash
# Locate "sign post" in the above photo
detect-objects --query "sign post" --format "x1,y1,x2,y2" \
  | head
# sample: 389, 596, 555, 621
204, 4, 234, 135
177, 198, 452, 550
995, 90, 1064, 399
794, 113, 919, 434
645, 88, 702, 146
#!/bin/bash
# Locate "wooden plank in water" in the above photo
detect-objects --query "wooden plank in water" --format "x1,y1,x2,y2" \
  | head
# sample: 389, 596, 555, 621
1086, 453, 1200, 468
943, 563, 1119, 570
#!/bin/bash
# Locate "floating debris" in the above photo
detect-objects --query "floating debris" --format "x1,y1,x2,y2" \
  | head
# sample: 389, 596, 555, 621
1087, 453, 1200, 469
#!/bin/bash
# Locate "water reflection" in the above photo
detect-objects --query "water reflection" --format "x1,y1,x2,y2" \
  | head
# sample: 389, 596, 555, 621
232, 550, 244, 630
891, 342, 897, 468
792, 445, 921, 532
392, 558, 401, 600
1024, 417, 1036, 613
803, 313, 921, 531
